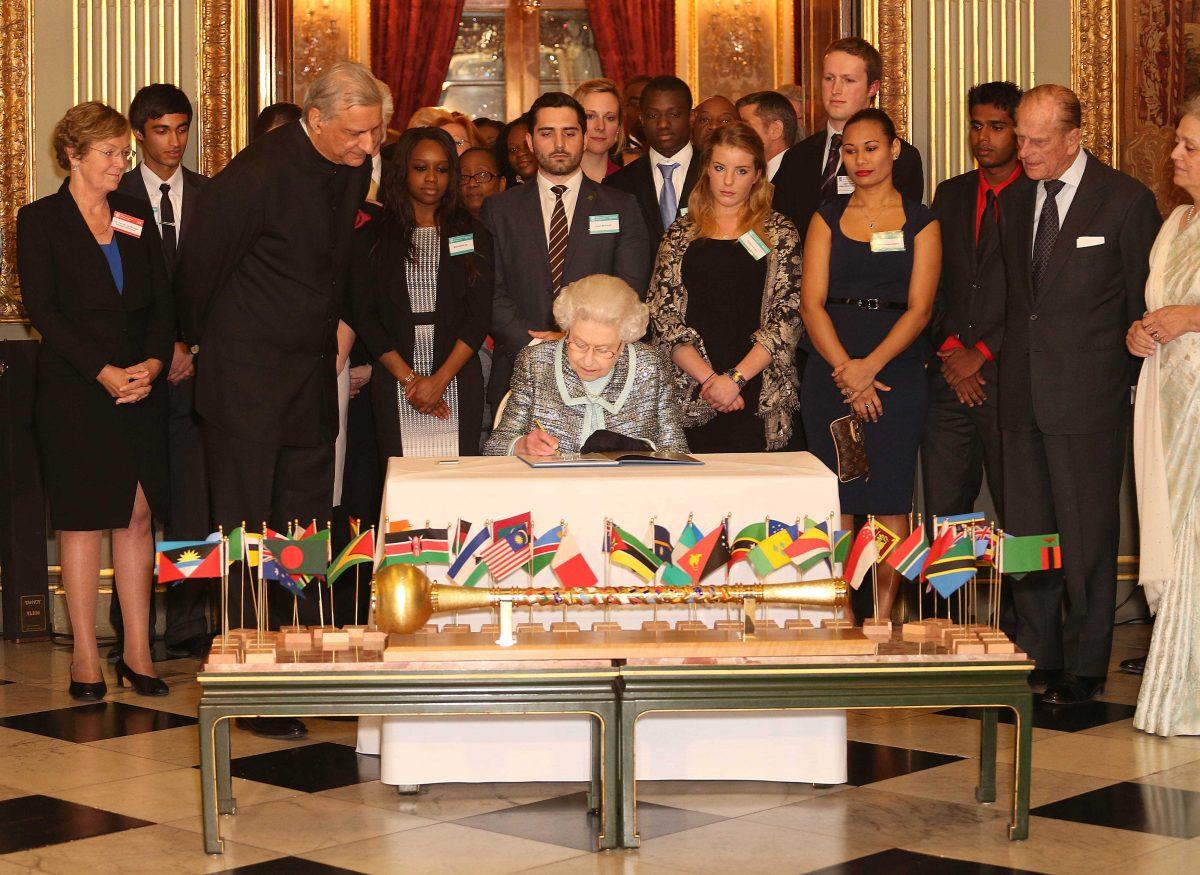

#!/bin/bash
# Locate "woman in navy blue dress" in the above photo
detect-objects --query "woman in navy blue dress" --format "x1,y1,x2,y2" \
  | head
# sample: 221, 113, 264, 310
800, 108, 941, 623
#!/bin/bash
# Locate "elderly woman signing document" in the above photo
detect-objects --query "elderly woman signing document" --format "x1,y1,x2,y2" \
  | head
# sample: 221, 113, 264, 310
484, 274, 688, 456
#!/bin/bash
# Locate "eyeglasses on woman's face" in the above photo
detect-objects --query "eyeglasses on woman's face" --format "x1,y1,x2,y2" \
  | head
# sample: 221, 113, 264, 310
566, 334, 620, 360
90, 146, 133, 161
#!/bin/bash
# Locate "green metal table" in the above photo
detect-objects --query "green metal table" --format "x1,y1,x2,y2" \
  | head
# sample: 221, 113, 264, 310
197, 660, 622, 854
617, 655, 1034, 847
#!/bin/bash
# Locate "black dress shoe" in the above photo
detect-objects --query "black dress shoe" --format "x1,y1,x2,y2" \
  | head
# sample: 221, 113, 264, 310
114, 658, 169, 696
236, 717, 308, 740
164, 635, 213, 659
1119, 655, 1147, 676
68, 666, 107, 702
1042, 674, 1105, 706
1027, 668, 1059, 691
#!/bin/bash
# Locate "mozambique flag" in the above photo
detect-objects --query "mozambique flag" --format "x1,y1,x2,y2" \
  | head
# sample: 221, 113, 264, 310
748, 527, 795, 578
785, 525, 831, 571
926, 534, 977, 597
873, 519, 901, 563
327, 529, 375, 585
676, 520, 730, 583
730, 522, 767, 565
531, 525, 564, 576
1001, 533, 1062, 576
609, 524, 662, 581
156, 541, 222, 583
662, 520, 702, 586
885, 527, 930, 580
264, 537, 328, 577
831, 529, 852, 565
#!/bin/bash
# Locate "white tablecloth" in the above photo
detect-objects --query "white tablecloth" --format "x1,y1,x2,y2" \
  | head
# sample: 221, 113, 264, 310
358, 452, 849, 785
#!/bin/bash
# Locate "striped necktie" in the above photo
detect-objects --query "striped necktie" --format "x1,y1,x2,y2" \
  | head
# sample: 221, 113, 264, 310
548, 184, 569, 295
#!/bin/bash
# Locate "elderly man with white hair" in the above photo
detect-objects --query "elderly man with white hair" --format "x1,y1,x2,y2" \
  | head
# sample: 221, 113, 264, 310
176, 60, 383, 739
485, 274, 689, 456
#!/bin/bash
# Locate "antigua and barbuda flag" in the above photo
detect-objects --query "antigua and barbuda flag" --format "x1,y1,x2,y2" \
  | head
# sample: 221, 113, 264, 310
156, 541, 222, 583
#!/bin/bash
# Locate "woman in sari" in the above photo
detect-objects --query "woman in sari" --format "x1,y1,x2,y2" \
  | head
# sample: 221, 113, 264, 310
1127, 96, 1200, 737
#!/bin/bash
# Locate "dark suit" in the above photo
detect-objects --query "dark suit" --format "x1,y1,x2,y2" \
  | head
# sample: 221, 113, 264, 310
997, 152, 1161, 677
176, 120, 370, 628
481, 175, 649, 403
17, 184, 173, 531
604, 152, 701, 262
921, 169, 1012, 526
115, 165, 211, 649
772, 129, 925, 239
349, 217, 494, 457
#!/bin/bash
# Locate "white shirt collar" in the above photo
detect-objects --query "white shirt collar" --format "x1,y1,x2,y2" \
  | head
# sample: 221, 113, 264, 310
536, 167, 584, 198
140, 161, 183, 192
648, 141, 693, 171
767, 150, 785, 180
1048, 148, 1087, 190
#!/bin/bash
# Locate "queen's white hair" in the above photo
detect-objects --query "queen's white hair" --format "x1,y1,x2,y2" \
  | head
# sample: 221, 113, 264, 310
552, 275, 649, 343
303, 61, 383, 121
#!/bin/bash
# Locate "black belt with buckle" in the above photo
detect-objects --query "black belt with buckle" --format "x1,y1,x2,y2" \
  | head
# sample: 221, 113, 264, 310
826, 297, 907, 312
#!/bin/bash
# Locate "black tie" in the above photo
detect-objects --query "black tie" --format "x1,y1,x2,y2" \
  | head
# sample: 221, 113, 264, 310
159, 182, 177, 265
1031, 179, 1065, 291
820, 132, 843, 201
976, 189, 996, 263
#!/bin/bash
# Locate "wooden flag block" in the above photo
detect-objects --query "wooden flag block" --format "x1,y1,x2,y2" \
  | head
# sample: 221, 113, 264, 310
321, 630, 351, 648
590, 621, 622, 632
517, 622, 545, 633
550, 622, 581, 632
862, 618, 893, 638
784, 618, 814, 630
243, 644, 277, 664
343, 625, 368, 643
952, 637, 988, 654
205, 647, 240, 666
901, 621, 933, 638
821, 618, 854, 629
642, 620, 672, 632
361, 630, 388, 649
714, 619, 743, 631
441, 624, 472, 634
674, 620, 707, 631
479, 623, 500, 635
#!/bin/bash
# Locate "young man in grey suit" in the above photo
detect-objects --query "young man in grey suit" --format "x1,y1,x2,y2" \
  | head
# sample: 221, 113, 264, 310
481, 91, 649, 405
998, 84, 1161, 705
112, 84, 210, 660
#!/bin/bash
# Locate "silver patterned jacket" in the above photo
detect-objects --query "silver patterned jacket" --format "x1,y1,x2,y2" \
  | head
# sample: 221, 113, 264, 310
483, 339, 690, 455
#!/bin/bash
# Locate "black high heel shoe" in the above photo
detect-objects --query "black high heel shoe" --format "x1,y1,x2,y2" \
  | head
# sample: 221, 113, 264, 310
69, 665, 107, 702
114, 658, 169, 697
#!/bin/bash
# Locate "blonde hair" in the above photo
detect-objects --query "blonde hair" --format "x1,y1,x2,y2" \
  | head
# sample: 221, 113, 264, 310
302, 61, 383, 121
686, 122, 773, 242
434, 111, 483, 148
553, 275, 649, 343
573, 78, 621, 102
407, 106, 453, 129
52, 101, 130, 171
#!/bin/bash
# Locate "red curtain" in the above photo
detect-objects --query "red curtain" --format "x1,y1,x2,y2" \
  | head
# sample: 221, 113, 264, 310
587, 0, 676, 90
370, 0, 466, 129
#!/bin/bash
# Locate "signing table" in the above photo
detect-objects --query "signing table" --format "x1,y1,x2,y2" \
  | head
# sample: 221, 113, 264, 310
197, 635, 1034, 854
361, 452, 849, 788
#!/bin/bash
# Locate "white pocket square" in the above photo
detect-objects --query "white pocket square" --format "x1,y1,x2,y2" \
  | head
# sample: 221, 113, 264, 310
1076, 236, 1105, 248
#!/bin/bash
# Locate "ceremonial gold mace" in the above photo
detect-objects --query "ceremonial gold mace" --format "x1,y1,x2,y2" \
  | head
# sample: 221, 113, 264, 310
373, 564, 848, 634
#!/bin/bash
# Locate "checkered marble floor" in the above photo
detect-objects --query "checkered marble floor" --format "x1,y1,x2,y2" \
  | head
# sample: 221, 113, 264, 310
1, 625, 1198, 874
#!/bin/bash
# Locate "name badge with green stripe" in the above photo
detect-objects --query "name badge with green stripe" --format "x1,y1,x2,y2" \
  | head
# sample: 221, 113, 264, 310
738, 229, 770, 260
448, 233, 475, 256
589, 214, 620, 234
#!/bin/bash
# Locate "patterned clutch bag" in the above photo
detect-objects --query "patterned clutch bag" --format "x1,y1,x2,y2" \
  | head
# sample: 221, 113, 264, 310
829, 414, 869, 483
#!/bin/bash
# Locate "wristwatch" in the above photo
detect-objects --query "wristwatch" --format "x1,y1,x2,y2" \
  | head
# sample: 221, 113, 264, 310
725, 368, 746, 388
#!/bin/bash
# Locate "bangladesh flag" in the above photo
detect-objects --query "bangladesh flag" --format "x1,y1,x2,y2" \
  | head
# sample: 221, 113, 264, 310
1001, 533, 1062, 576
264, 537, 328, 577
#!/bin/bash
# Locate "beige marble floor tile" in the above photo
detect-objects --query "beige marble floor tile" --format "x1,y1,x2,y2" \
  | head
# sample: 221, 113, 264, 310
0, 682, 86, 717
523, 851, 693, 874
105, 681, 203, 716
85, 718, 343, 766
0, 824, 281, 874
847, 712, 1062, 758
319, 780, 585, 821
868, 757, 1117, 809
633, 817, 893, 875
1096, 674, 1143, 706
0, 726, 49, 750
300, 822, 582, 874
1135, 758, 1200, 791
635, 779, 845, 818
0, 860, 34, 874
995, 731, 1200, 780
0, 784, 28, 803
49, 767, 297, 823
1108, 836, 1200, 874
0, 731, 178, 793
744, 786, 1004, 846
164, 792, 436, 855
903, 814, 1181, 875
1079, 717, 1200, 750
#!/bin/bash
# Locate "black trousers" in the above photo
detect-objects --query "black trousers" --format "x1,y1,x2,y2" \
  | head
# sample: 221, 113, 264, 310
920, 373, 1014, 633
203, 423, 334, 630
110, 376, 211, 648
1001, 422, 1126, 677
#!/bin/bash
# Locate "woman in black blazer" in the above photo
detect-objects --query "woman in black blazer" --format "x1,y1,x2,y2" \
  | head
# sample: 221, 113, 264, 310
349, 127, 493, 458
16, 103, 172, 700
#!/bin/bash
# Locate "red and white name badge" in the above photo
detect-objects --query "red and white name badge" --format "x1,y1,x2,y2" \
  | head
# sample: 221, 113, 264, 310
111, 212, 144, 238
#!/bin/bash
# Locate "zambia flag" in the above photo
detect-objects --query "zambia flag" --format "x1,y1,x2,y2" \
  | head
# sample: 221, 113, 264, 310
609, 524, 662, 581
1001, 533, 1062, 576
925, 534, 977, 598
264, 537, 328, 577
